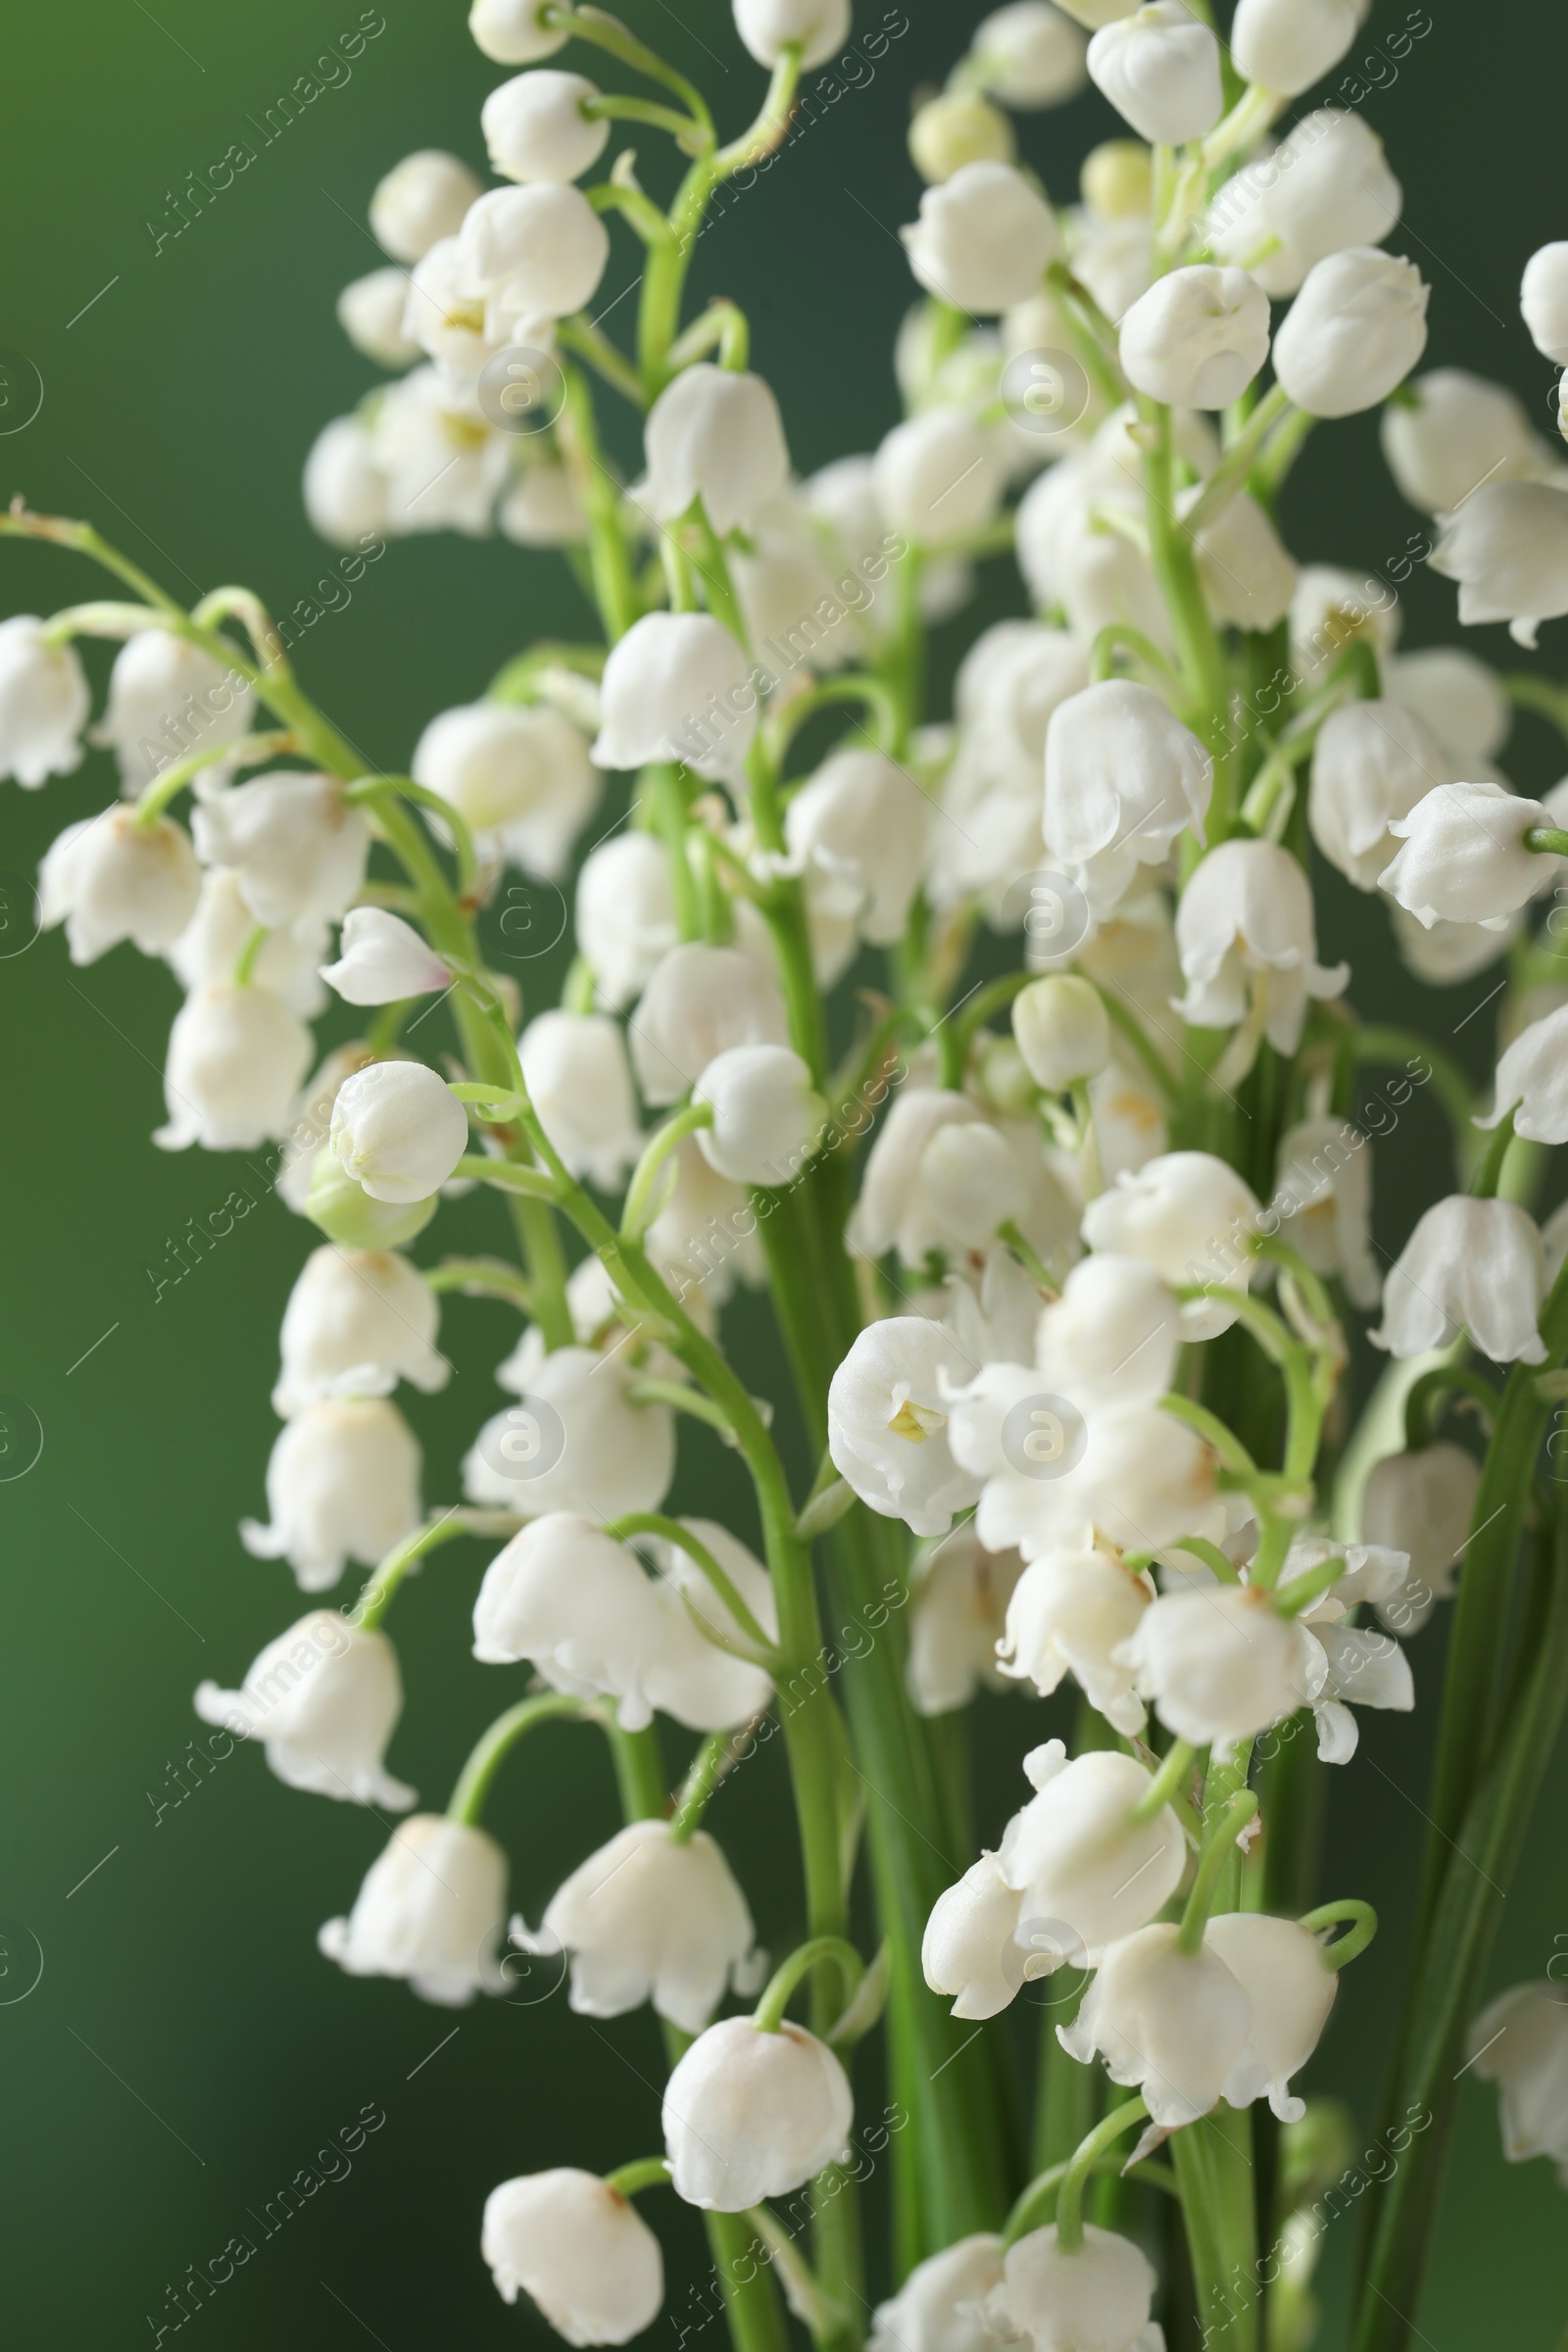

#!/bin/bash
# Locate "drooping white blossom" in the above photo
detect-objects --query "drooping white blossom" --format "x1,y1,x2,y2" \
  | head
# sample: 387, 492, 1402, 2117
241, 1396, 422, 1592
1466, 1983, 1568, 2185
414, 700, 600, 880
996, 1740, 1187, 1961
319, 1814, 508, 2004
470, 0, 571, 67
1206, 1910, 1339, 2123
1429, 480, 1568, 647
1229, 0, 1358, 96
0, 615, 89, 787
1012, 974, 1111, 1093
1273, 248, 1429, 418
1044, 680, 1211, 916
1117, 265, 1270, 410
1183, 485, 1298, 634
320, 907, 452, 1005
732, 0, 853, 73
99, 626, 255, 796
304, 416, 391, 547
1385, 649, 1510, 772
1060, 1920, 1250, 2129
1479, 1002, 1568, 1145
643, 365, 791, 534
593, 612, 757, 783
1081, 1150, 1261, 1338
784, 747, 931, 946
466, 1346, 676, 1523
923, 1850, 1029, 2019
1087, 3, 1223, 145
1372, 1195, 1547, 1365
481, 2170, 664, 2344
987, 2223, 1157, 2352
662, 2017, 855, 2210
155, 979, 314, 1152
1210, 111, 1402, 299
338, 267, 421, 368
38, 808, 201, 964
971, 5, 1088, 107
482, 71, 610, 184
1379, 780, 1558, 930
330, 1060, 470, 1203
457, 182, 611, 317
906, 1526, 1025, 1715
1521, 243, 1568, 366
195, 1610, 414, 1808
828, 1318, 984, 1540
868, 2236, 1005, 2352
901, 161, 1060, 314
1308, 699, 1452, 892
1273, 1115, 1380, 1309
1118, 1584, 1324, 1757
873, 409, 1006, 546
998, 1544, 1152, 1732
272, 1245, 449, 1416
520, 1009, 644, 1189
695, 1044, 823, 1187
471, 1512, 667, 1728
168, 870, 328, 1017
1381, 369, 1544, 517
193, 771, 371, 926
1360, 1443, 1479, 1634
1174, 838, 1349, 1057
370, 150, 484, 262
539, 1819, 756, 2034
629, 942, 789, 1106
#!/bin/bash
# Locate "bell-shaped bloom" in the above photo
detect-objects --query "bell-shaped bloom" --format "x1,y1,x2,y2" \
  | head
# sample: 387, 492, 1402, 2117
319, 1814, 508, 2004
1386, 649, 1510, 773
482, 70, 609, 184
1044, 680, 1212, 916
1372, 1195, 1546, 1365
873, 409, 1006, 546
241, 1396, 422, 1592
320, 908, 451, 1006
470, 0, 572, 67
1382, 368, 1543, 518
575, 834, 679, 1010
901, 160, 1059, 313
329, 1060, 469, 1203
1211, 108, 1402, 292
639, 1519, 776, 1732
169, 870, 328, 1018
195, 1609, 414, 1808
1118, 1585, 1325, 1757
1274, 248, 1429, 419
1431, 479, 1568, 648
99, 626, 255, 796
848, 1090, 996, 1266
907, 1526, 1025, 1716
1380, 779, 1558, 928
1229, 0, 1357, 95
1360, 1442, 1479, 1634
1016, 458, 1169, 653
643, 364, 790, 534
1466, 1983, 1568, 2183
481, 2170, 663, 2344
1062, 1920, 1250, 2129
593, 612, 757, 783
1273, 1115, 1380, 1311
1308, 699, 1452, 892
154, 980, 314, 1152
971, 3, 1088, 106
370, 148, 483, 261
1117, 265, 1269, 411
457, 181, 609, 314
920, 1125, 1031, 1250
999, 1546, 1152, 1734
784, 747, 931, 946
997, 1740, 1187, 1962
472, 1511, 666, 1728
1480, 1003, 1568, 1145
827, 1318, 984, 1540
539, 1818, 756, 2034
662, 2017, 854, 2210
304, 415, 390, 547
1036, 1253, 1180, 1413
923, 1850, 1029, 2020
643, 1133, 762, 1308
987, 2223, 1157, 2352
1175, 838, 1349, 1056
38, 808, 200, 965
520, 1009, 643, 1190
338, 266, 420, 368
954, 1376, 1224, 1561
0, 614, 89, 786
733, 0, 852, 71
413, 700, 600, 881
695, 1044, 823, 1187
272, 1245, 449, 1416
1207, 1911, 1339, 2122
1088, 3, 1223, 144
1184, 485, 1298, 634
629, 942, 789, 1106
869, 2236, 1004, 2352
1522, 243, 1568, 365
467, 1346, 675, 1521
1013, 975, 1111, 1093
193, 770, 370, 928
1081, 1150, 1261, 1339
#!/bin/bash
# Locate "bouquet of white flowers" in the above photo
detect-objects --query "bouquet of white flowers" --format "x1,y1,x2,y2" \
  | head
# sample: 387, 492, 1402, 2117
8, 3, 1568, 2347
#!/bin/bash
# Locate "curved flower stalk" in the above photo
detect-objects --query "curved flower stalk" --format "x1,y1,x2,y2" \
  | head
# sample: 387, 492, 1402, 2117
11, 5, 1568, 2351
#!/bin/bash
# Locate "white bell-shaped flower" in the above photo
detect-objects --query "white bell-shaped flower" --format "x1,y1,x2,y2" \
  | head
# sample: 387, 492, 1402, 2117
1081, 1150, 1261, 1339
338, 266, 420, 368
784, 747, 931, 946
907, 1526, 1025, 1715
99, 627, 255, 796
241, 1396, 422, 1592
1381, 369, 1543, 518
370, 149, 483, 262
1429, 480, 1568, 649
1479, 1003, 1568, 1145
662, 2016, 854, 2210
369, 366, 510, 535
154, 979, 313, 1152
694, 1044, 823, 1187
629, 942, 788, 1106
733, 0, 852, 71
641, 1518, 776, 1731
1175, 839, 1349, 1056
1372, 1195, 1546, 1365
869, 2235, 1004, 2352
466, 1348, 676, 1522
1273, 248, 1430, 419
304, 415, 390, 547
873, 409, 1006, 546
1314, 1617, 1416, 1758
1087, 3, 1223, 144
1308, 699, 1451, 892
168, 870, 328, 1017
643, 364, 790, 534
470, 0, 571, 66
481, 2169, 663, 2344
38, 808, 200, 965
319, 1813, 507, 2003
1207, 1910, 1339, 2123
1044, 680, 1212, 916
1117, 265, 1269, 411
1117, 1585, 1324, 1757
482, 70, 609, 184
1522, 244, 1568, 366
330, 1060, 470, 1203
193, 771, 370, 926
997, 1741, 1187, 1961
1229, 0, 1357, 95
1386, 649, 1510, 773
920, 1124, 1031, 1250
593, 612, 757, 783
971, 4, 1088, 106
413, 699, 599, 881
194, 1609, 414, 1808
1360, 1443, 1479, 1634
999, 1546, 1152, 1734
1273, 1115, 1380, 1309
1235, 109, 1402, 296
956, 1382, 1223, 1562
520, 1009, 643, 1189
1015, 459, 1169, 653
457, 182, 610, 314
1379, 779, 1558, 928
829, 1318, 985, 1540
539, 1818, 756, 2034
0, 615, 89, 786
1184, 484, 1298, 634
923, 1850, 1029, 2019
1036, 1253, 1180, 1412
320, 907, 452, 1005
1061, 1919, 1250, 2130
644, 1133, 763, 1307
575, 833, 679, 1010
901, 160, 1059, 313
848, 1090, 996, 1266
1013, 975, 1112, 1093
988, 2222, 1157, 2352
272, 1245, 449, 1416
1466, 1983, 1568, 2183
472, 1512, 666, 1728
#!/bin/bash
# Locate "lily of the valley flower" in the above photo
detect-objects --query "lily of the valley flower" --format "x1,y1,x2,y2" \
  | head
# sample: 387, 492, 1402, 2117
873, 408, 1006, 546
630, 942, 789, 1107
0, 614, 89, 786
1060, 1920, 1250, 2130
330, 1060, 470, 1203
1229, 0, 1358, 96
1206, 1910, 1340, 2122
1117, 265, 1270, 411
39, 808, 201, 965
1273, 248, 1430, 419
1372, 1195, 1547, 1365
827, 1317, 984, 1540
1360, 1442, 1480, 1633
319, 1814, 508, 2004
784, 747, 932, 946
1308, 699, 1452, 892
521, 1009, 644, 1189
662, 2016, 855, 2210
1521, 243, 1568, 366
907, 1526, 1026, 1716
241, 1396, 422, 1592
481, 70, 610, 185
99, 626, 255, 796
1380, 778, 1560, 929
413, 699, 600, 881
319, 907, 451, 1005
733, 0, 853, 73
901, 160, 1060, 314
1087, 3, 1223, 146
1174, 838, 1349, 1061
868, 2236, 1004, 2352
1044, 680, 1212, 916
195, 1609, 414, 1808
593, 612, 757, 783
472, 1512, 667, 1727
987, 2222, 1157, 2352
997, 1740, 1187, 1962
537, 1818, 756, 2034
1429, 480, 1568, 648
193, 771, 371, 926
695, 1044, 824, 1187
1479, 1002, 1568, 1144
1466, 1982, 1568, 2185
643, 364, 791, 534
369, 148, 483, 262
1080, 1150, 1262, 1339
272, 1244, 450, 1415
1117, 1584, 1323, 1758
457, 181, 610, 317
998, 1545, 1152, 1733
1273, 1114, 1381, 1310
481, 2170, 664, 2344
155, 979, 314, 1152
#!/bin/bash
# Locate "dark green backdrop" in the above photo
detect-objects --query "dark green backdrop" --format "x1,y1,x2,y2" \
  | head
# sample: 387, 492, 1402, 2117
2, 3, 1565, 2344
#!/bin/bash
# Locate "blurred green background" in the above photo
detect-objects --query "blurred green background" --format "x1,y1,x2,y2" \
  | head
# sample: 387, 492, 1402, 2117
2, 1, 1565, 2344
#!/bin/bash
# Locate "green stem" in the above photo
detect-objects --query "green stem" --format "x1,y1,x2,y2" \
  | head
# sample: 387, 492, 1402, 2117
1047, 2099, 1149, 2255
423, 1258, 535, 1314
232, 923, 268, 987
605, 1511, 775, 1653
1469, 1103, 1516, 1198
669, 1728, 749, 1843
133, 728, 293, 825
349, 1509, 516, 1632
1130, 1739, 1198, 1821
446, 1692, 588, 1825
1178, 1790, 1258, 1953
1401, 1361, 1497, 1451
556, 362, 641, 640
753, 1936, 864, 2033
622, 1102, 714, 1238
604, 2156, 673, 2198
1298, 1898, 1378, 1968
1181, 383, 1292, 540
1524, 825, 1568, 858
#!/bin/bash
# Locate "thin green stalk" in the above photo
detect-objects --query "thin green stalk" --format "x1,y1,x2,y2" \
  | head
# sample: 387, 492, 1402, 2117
446, 1692, 588, 1824
753, 1936, 864, 2033
621, 1100, 713, 1237
604, 2156, 673, 2198
1038, 2099, 1148, 2254
605, 1511, 775, 1653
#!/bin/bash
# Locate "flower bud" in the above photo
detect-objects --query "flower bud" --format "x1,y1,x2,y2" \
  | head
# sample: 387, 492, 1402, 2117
1206, 1911, 1339, 2122
155, 979, 313, 1152
1087, 3, 1223, 146
482, 70, 609, 184
1273, 247, 1429, 419
1521, 242, 1568, 366
304, 416, 389, 548
695, 1044, 823, 1187
457, 182, 610, 314
195, 1610, 414, 1808
996, 1740, 1186, 1959
329, 1060, 469, 1204
828, 1318, 983, 1540
541, 1818, 756, 2034
1381, 368, 1541, 518
629, 943, 789, 1107
785, 746, 930, 945
593, 612, 757, 782
241, 1396, 422, 1592
1229, 0, 1358, 96
1117, 264, 1270, 411
320, 907, 451, 1006
999, 1545, 1152, 1733
1120, 1585, 1323, 1755
732, 0, 851, 73
662, 2016, 854, 2209
194, 771, 370, 926
464, 1349, 676, 1524
988, 2223, 1156, 2352
1012, 974, 1111, 1092
873, 408, 1006, 545
481, 2170, 663, 2342
870, 2237, 1005, 2352
1466, 1983, 1568, 2178
521, 1008, 643, 1188
0, 614, 88, 787
1045, 680, 1212, 915
319, 1814, 508, 2003
1360, 1443, 1479, 1633
1379, 778, 1558, 929
303, 1152, 440, 1250
1080, 138, 1151, 220
901, 161, 1060, 314
908, 94, 1014, 184
369, 149, 483, 262
1372, 1194, 1547, 1366
1429, 479, 1568, 647
337, 267, 420, 368
1175, 838, 1348, 1055
971, 4, 1089, 109
273, 1245, 449, 1416
469, 0, 569, 65
39, 808, 200, 965
644, 364, 790, 534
